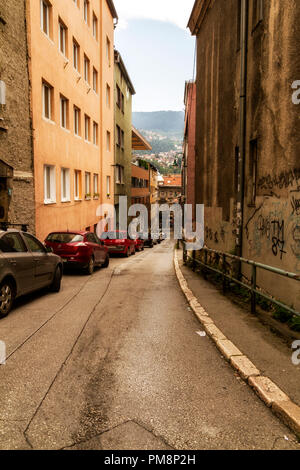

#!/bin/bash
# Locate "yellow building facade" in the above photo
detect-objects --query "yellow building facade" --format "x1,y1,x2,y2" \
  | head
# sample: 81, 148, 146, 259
26, 0, 117, 240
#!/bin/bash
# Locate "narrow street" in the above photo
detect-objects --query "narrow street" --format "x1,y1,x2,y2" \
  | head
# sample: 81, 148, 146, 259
0, 240, 298, 450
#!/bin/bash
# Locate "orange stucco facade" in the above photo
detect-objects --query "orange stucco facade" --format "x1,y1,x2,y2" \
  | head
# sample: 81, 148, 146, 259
26, 0, 116, 240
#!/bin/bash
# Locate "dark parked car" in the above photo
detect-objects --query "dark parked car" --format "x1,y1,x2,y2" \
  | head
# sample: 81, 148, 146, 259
101, 231, 136, 257
45, 231, 109, 274
0, 229, 63, 318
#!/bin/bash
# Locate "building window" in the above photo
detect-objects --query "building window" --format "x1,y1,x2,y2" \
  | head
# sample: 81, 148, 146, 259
60, 95, 69, 129
106, 176, 111, 196
121, 130, 124, 149
115, 165, 124, 185
93, 122, 98, 146
74, 170, 82, 200
59, 19, 67, 56
116, 125, 121, 147
93, 174, 99, 198
44, 165, 56, 204
85, 172, 91, 198
106, 84, 111, 107
253, 0, 263, 29
93, 68, 98, 93
92, 13, 98, 40
249, 139, 258, 205
61, 168, 70, 202
74, 106, 81, 136
106, 131, 111, 151
42, 81, 53, 120
84, 0, 90, 24
73, 39, 80, 72
106, 37, 111, 65
116, 85, 121, 108
84, 55, 90, 83
84, 115, 90, 141
41, 0, 51, 37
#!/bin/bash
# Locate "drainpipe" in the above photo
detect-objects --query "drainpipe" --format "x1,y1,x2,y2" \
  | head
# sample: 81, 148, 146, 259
236, 0, 248, 266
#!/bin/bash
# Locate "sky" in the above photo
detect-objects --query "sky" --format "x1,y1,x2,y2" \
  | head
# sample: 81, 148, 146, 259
113, 0, 196, 113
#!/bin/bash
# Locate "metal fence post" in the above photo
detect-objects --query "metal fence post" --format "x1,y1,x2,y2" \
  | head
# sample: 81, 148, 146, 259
192, 250, 196, 271
222, 254, 227, 293
251, 264, 257, 314
203, 249, 208, 279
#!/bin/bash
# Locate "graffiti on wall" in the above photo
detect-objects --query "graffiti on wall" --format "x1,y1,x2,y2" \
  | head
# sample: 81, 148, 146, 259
245, 172, 300, 271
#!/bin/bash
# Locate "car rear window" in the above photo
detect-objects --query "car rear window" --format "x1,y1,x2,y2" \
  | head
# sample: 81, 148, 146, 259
46, 233, 84, 243
101, 232, 128, 240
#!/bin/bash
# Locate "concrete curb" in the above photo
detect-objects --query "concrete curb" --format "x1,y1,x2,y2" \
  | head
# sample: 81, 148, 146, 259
174, 248, 300, 440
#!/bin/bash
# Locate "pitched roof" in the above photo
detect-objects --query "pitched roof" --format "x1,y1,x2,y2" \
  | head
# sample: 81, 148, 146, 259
161, 175, 182, 187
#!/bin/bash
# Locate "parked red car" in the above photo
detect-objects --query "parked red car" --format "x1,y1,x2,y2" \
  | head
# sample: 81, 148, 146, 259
45, 231, 109, 274
101, 231, 136, 257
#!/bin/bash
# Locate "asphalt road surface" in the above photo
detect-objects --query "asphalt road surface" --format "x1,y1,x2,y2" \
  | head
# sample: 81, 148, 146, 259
0, 239, 299, 450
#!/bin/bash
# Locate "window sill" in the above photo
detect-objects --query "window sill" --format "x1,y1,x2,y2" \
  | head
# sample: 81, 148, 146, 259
85, 197, 91, 201
74, 198, 82, 202
42, 117, 55, 125
61, 199, 71, 204
44, 200, 56, 205
41, 30, 54, 45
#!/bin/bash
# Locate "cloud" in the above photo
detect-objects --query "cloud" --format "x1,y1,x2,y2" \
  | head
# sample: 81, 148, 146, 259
113, 0, 195, 30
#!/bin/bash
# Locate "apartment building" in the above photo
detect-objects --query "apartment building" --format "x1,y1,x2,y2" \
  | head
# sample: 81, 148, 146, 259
114, 50, 135, 224
26, 0, 117, 240
182, 81, 196, 217
158, 176, 182, 205
0, 1, 35, 232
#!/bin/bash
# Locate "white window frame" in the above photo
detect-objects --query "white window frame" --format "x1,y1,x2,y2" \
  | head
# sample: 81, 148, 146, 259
41, 0, 50, 36
106, 176, 111, 196
74, 170, 81, 201
84, 115, 90, 142
93, 174, 99, 197
85, 172, 91, 198
44, 165, 56, 204
84, 55, 90, 83
42, 82, 52, 120
93, 122, 98, 146
93, 68, 98, 93
60, 95, 68, 129
106, 131, 111, 151
92, 14, 98, 40
59, 20, 67, 56
61, 168, 70, 202
84, 0, 89, 24
73, 40, 79, 72
74, 106, 80, 136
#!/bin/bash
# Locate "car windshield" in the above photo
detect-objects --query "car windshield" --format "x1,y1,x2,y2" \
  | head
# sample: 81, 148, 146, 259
101, 231, 128, 240
46, 233, 84, 243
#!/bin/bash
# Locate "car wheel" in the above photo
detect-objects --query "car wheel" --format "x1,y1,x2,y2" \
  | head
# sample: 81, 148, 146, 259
50, 266, 62, 293
86, 257, 95, 275
102, 254, 110, 268
0, 281, 15, 318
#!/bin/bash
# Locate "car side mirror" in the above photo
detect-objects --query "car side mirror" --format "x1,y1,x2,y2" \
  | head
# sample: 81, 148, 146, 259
45, 245, 53, 253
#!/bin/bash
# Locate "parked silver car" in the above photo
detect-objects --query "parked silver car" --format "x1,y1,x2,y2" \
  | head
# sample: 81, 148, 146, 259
0, 229, 63, 318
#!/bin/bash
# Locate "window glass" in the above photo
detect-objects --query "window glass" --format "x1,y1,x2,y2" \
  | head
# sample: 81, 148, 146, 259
23, 234, 46, 253
0, 233, 27, 253
46, 233, 84, 243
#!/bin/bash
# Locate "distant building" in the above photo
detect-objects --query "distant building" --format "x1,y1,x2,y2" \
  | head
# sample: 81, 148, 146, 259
158, 175, 182, 205
182, 80, 196, 219
0, 1, 35, 232
131, 163, 150, 207
114, 51, 135, 224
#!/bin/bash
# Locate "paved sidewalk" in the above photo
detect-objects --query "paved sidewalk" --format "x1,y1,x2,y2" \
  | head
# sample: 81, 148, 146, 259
178, 249, 300, 408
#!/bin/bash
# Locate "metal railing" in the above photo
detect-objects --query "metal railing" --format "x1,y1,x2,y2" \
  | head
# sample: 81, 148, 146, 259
179, 242, 300, 318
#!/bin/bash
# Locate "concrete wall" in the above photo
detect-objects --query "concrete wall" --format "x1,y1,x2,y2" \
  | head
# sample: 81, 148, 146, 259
0, 0, 35, 233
